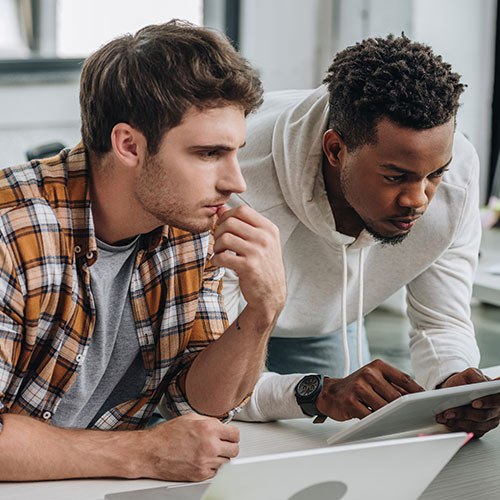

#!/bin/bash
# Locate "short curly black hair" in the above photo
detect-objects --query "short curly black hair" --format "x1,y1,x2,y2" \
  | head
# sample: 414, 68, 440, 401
323, 34, 465, 151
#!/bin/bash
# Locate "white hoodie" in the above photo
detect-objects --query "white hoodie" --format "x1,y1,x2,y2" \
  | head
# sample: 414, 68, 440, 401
224, 86, 481, 421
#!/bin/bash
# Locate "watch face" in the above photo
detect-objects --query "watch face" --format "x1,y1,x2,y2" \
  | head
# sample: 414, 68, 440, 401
297, 375, 319, 397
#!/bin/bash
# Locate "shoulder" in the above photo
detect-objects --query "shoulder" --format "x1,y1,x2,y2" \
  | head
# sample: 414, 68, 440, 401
0, 151, 77, 270
243, 88, 326, 149
441, 131, 479, 190
0, 149, 70, 200
412, 131, 480, 250
0, 153, 69, 222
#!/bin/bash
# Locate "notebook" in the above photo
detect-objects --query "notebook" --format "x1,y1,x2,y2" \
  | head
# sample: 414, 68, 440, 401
105, 431, 469, 500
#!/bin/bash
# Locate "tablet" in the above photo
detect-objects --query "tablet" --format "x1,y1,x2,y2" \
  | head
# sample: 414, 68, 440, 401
327, 378, 500, 445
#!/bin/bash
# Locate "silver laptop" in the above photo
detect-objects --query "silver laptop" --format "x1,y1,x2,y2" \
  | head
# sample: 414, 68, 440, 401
105, 432, 468, 500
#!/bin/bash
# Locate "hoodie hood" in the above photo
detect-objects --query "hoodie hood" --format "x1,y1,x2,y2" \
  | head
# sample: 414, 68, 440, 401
270, 87, 377, 374
272, 86, 367, 248
226, 86, 481, 390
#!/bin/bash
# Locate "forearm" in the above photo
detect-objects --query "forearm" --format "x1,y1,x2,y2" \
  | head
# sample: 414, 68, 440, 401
234, 372, 306, 422
185, 304, 279, 416
0, 413, 145, 481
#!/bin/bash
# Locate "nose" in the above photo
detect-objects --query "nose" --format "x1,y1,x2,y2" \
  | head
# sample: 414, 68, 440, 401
397, 181, 429, 210
217, 155, 247, 194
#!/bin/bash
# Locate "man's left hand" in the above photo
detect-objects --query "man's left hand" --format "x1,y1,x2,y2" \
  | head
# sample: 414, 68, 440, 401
436, 368, 500, 438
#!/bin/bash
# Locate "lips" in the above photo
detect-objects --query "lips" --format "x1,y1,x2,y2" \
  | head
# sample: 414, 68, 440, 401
205, 202, 227, 214
388, 217, 421, 231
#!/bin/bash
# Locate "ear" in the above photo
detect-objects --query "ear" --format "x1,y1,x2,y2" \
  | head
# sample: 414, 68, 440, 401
110, 123, 146, 167
322, 129, 346, 167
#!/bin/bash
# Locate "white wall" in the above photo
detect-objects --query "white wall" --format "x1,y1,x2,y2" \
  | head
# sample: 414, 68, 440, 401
239, 0, 497, 204
411, 0, 497, 205
0, 0, 202, 168
240, 0, 338, 91
0, 0, 496, 195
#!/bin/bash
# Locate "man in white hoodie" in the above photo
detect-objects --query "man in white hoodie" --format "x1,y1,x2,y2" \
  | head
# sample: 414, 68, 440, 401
224, 35, 500, 437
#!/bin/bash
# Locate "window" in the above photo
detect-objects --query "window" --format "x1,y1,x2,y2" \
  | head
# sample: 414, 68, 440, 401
57, 0, 203, 58
0, 0, 203, 61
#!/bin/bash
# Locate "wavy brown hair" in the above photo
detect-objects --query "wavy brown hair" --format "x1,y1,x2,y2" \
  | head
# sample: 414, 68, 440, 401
80, 19, 263, 156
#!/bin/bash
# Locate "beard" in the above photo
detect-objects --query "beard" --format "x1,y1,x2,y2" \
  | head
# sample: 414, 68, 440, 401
134, 153, 216, 234
363, 224, 410, 246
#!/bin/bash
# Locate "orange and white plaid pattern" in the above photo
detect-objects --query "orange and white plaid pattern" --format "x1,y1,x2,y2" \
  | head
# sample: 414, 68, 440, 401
0, 144, 228, 431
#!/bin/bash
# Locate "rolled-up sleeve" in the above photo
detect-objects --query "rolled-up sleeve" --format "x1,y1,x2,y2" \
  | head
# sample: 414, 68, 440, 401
162, 254, 229, 417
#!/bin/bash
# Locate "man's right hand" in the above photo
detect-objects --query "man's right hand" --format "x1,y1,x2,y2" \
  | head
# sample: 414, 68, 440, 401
138, 413, 240, 482
316, 359, 424, 421
0, 412, 239, 482
212, 205, 286, 323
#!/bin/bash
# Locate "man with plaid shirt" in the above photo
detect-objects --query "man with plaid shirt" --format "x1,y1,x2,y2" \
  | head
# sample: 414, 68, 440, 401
0, 20, 285, 482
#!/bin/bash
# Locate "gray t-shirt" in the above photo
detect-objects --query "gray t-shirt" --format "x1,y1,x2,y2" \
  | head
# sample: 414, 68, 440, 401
52, 236, 147, 428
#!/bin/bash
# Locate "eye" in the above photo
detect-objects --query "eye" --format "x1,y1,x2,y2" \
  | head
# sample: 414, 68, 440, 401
430, 167, 449, 179
384, 174, 405, 183
199, 149, 220, 159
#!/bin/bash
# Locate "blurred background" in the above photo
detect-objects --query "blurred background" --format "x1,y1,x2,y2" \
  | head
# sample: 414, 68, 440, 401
0, 0, 499, 370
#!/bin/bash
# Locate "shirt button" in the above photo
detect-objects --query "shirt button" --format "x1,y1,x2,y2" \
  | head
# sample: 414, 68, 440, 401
74, 245, 82, 254
86, 251, 94, 260
75, 354, 84, 363
42, 411, 52, 420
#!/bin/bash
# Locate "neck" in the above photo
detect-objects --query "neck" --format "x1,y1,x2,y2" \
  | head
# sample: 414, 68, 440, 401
88, 152, 160, 245
322, 155, 364, 238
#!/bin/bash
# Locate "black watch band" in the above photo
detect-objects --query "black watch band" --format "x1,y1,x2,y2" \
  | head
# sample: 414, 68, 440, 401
294, 374, 325, 417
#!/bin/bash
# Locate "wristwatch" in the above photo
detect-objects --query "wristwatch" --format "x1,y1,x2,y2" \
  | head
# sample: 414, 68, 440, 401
294, 374, 325, 418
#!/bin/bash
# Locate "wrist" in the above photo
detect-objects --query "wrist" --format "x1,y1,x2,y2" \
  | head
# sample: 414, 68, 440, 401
294, 374, 326, 418
315, 376, 340, 416
105, 428, 150, 479
239, 304, 281, 333
435, 372, 458, 389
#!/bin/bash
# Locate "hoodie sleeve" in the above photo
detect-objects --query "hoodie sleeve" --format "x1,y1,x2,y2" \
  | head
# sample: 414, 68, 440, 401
406, 140, 481, 390
234, 371, 307, 421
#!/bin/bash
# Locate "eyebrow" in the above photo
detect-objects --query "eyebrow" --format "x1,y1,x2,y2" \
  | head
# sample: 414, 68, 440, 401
188, 141, 246, 151
379, 157, 453, 175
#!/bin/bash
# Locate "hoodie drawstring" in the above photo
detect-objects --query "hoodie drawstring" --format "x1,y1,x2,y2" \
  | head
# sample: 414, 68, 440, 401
341, 245, 365, 377
357, 247, 365, 370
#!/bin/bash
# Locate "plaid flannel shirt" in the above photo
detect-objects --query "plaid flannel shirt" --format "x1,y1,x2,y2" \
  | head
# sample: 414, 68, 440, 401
0, 144, 228, 431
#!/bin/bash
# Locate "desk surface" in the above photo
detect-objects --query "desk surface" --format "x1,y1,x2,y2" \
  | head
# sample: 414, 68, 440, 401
2, 365, 500, 500
474, 227, 500, 307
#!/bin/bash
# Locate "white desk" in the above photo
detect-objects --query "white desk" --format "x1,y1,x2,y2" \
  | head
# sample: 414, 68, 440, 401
474, 227, 500, 307
2, 365, 500, 500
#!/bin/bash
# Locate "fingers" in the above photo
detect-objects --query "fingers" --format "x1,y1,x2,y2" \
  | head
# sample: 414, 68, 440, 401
216, 205, 230, 218
219, 422, 240, 443
218, 441, 240, 459
357, 388, 391, 413
472, 393, 500, 409
316, 360, 422, 422
376, 361, 424, 394
440, 367, 490, 388
431, 369, 500, 438
352, 364, 402, 404
216, 205, 269, 228
437, 406, 500, 424
354, 361, 421, 412
433, 374, 500, 438
436, 410, 500, 438
211, 205, 285, 314
214, 213, 262, 249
